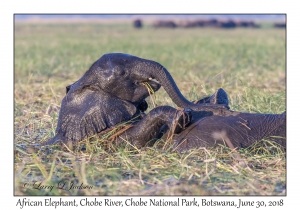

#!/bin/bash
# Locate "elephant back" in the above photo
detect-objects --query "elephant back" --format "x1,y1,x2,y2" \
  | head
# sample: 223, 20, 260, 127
172, 112, 286, 151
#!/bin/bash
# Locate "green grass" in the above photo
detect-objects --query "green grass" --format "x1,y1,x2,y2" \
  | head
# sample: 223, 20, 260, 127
14, 23, 286, 195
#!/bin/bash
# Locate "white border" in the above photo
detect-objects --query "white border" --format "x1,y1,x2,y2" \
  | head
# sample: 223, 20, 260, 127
3, 0, 299, 209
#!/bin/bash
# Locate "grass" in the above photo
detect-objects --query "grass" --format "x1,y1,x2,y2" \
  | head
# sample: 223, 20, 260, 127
14, 22, 286, 196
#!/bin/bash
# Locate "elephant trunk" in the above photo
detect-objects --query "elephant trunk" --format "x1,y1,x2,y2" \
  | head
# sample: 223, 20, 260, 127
140, 60, 237, 115
142, 60, 191, 107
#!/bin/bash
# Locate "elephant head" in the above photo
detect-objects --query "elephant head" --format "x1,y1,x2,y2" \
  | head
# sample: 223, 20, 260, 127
46, 53, 231, 145
86, 53, 231, 110
66, 53, 161, 105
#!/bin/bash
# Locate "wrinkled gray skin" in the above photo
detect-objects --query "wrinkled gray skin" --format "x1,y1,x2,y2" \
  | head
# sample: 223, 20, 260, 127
171, 89, 285, 151
169, 109, 286, 152
45, 53, 236, 146
119, 89, 286, 151
45, 53, 285, 151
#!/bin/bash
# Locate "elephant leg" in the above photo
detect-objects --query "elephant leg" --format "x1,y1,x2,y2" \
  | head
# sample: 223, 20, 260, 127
194, 88, 229, 107
158, 89, 231, 141
115, 106, 192, 148
188, 88, 232, 123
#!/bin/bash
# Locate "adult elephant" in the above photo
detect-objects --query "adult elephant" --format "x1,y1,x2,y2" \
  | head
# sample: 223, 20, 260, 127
44, 53, 235, 146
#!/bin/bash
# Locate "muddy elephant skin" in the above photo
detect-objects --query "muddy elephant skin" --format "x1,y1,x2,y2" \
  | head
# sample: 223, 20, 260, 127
44, 53, 285, 151
170, 111, 286, 152
45, 53, 232, 145
117, 88, 286, 151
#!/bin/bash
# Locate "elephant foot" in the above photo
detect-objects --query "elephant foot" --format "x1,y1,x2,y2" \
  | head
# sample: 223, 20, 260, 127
171, 108, 192, 134
158, 108, 192, 141
190, 88, 242, 117
207, 88, 229, 106
194, 88, 229, 107
116, 106, 192, 148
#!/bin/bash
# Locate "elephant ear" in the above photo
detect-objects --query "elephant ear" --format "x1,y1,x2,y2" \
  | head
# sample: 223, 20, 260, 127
52, 87, 139, 144
66, 69, 99, 94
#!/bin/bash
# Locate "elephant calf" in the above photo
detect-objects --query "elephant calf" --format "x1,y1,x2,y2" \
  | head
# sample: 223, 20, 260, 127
43, 53, 234, 146
43, 53, 286, 151
114, 89, 286, 151
170, 111, 286, 152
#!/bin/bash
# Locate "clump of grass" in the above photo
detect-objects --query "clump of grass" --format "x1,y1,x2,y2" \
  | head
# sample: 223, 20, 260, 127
142, 81, 157, 108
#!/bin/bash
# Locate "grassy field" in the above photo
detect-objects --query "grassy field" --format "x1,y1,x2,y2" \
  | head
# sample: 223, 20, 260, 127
14, 22, 286, 196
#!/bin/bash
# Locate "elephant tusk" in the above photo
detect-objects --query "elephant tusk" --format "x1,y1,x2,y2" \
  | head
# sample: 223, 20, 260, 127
148, 78, 160, 84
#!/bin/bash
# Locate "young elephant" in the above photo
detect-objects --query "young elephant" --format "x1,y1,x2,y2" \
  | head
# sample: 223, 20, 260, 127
44, 53, 234, 146
116, 89, 286, 151
43, 53, 285, 151
170, 111, 286, 152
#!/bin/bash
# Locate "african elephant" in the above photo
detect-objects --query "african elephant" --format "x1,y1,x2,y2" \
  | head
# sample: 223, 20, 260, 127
114, 88, 286, 151
44, 53, 235, 146
169, 109, 286, 152
152, 20, 177, 28
133, 19, 143, 28
274, 23, 286, 28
